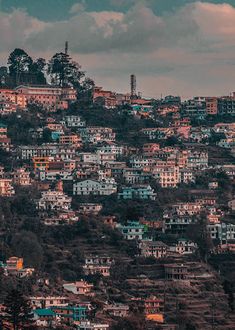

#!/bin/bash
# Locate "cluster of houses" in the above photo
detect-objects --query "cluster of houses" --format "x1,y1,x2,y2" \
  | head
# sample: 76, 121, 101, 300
0, 82, 234, 329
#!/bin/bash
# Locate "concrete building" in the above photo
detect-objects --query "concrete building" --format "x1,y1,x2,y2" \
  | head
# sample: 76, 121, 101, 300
139, 240, 169, 258
73, 179, 117, 196
116, 221, 146, 240
37, 190, 72, 211
118, 185, 156, 200
164, 264, 188, 280
0, 178, 15, 196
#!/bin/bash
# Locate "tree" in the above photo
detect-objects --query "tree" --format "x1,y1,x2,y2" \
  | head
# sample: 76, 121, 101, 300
11, 231, 43, 269
30, 58, 47, 85
4, 289, 34, 330
48, 52, 84, 87
8, 49, 33, 86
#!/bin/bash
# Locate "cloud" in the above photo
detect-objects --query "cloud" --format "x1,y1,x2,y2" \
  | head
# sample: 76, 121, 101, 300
1, 1, 235, 97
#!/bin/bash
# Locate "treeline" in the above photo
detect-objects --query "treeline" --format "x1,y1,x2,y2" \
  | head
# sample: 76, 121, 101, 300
0, 48, 94, 94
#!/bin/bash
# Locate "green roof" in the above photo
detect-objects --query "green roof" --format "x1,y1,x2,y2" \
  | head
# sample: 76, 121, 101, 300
34, 309, 55, 317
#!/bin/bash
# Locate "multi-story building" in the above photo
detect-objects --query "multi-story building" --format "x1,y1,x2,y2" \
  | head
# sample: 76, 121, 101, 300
205, 97, 218, 115
116, 221, 146, 240
73, 179, 117, 196
153, 164, 180, 188
63, 115, 86, 127
77, 203, 103, 215
0, 178, 15, 196
118, 185, 156, 200
83, 256, 114, 277
179, 169, 195, 184
15, 85, 76, 110
187, 150, 208, 170
59, 133, 82, 146
6, 257, 23, 273
18, 145, 57, 160
207, 222, 235, 243
218, 96, 235, 116
164, 264, 188, 280
182, 97, 207, 119
30, 296, 68, 309
13, 168, 31, 186
103, 304, 129, 317
139, 240, 169, 258
37, 190, 72, 211
169, 239, 197, 255
63, 280, 93, 295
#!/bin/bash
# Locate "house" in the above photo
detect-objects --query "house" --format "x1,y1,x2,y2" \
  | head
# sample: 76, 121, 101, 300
63, 280, 93, 295
169, 239, 197, 255
73, 179, 117, 196
37, 190, 72, 211
180, 169, 195, 184
51, 306, 87, 323
123, 168, 152, 184
187, 150, 208, 170
43, 211, 79, 226
63, 115, 86, 127
13, 168, 31, 186
103, 303, 129, 317
59, 133, 82, 146
18, 144, 57, 160
33, 308, 56, 328
6, 257, 23, 273
83, 256, 114, 277
118, 185, 156, 200
139, 240, 169, 258
172, 203, 202, 216
207, 222, 235, 243
153, 164, 180, 188
131, 296, 164, 315
78, 321, 109, 330
116, 221, 146, 240
30, 296, 68, 309
15, 85, 76, 110
164, 264, 188, 280
163, 214, 195, 234
77, 203, 103, 215
0, 179, 15, 196
6, 257, 34, 277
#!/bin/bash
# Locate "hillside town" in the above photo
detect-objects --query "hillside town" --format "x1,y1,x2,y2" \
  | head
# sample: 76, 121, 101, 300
0, 47, 234, 330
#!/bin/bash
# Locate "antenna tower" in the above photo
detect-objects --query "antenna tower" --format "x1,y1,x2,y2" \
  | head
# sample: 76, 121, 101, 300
65, 41, 68, 55
130, 74, 137, 99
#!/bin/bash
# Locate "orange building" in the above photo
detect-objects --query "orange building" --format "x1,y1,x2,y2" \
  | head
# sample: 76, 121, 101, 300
14, 85, 76, 110
0, 179, 15, 196
59, 134, 81, 146
205, 97, 218, 115
6, 257, 23, 272
33, 156, 51, 172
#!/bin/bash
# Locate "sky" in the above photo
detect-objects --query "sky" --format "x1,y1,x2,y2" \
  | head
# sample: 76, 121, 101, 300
1, 0, 235, 98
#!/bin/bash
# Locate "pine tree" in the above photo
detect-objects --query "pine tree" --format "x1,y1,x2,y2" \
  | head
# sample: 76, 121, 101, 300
4, 289, 34, 330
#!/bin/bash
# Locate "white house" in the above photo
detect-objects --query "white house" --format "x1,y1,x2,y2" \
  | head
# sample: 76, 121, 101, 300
73, 179, 117, 196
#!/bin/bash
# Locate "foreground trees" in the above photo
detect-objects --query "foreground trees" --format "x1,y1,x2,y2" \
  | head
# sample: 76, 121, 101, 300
3, 289, 34, 330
